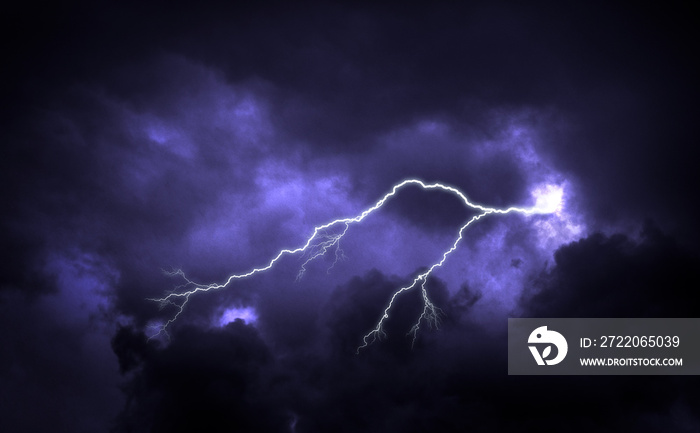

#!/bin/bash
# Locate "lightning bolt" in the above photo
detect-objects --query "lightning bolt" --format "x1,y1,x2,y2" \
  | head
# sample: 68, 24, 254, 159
149, 179, 559, 350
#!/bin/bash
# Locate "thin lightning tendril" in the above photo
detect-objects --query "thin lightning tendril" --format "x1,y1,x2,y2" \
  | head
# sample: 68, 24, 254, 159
148, 179, 557, 350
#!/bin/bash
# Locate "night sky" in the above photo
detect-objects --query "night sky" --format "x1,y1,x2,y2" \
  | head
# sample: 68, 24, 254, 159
2, 2, 699, 432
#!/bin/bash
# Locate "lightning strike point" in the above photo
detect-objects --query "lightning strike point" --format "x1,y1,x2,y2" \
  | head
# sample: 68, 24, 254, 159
532, 183, 565, 214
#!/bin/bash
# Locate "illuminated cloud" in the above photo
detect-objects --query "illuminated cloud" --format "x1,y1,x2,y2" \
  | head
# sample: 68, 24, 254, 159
218, 306, 258, 326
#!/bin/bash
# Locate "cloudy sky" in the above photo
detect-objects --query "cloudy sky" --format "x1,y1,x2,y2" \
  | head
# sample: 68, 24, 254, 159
1, 2, 699, 432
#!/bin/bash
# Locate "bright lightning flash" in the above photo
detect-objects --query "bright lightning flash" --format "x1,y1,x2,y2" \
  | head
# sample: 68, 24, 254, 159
149, 179, 559, 351
532, 184, 564, 214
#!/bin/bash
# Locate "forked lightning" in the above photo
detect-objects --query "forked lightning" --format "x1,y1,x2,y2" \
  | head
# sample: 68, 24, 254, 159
150, 179, 560, 351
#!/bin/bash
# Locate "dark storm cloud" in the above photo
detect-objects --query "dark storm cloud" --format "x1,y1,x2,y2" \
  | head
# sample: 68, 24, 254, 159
522, 221, 700, 318
112, 266, 699, 433
2, 1, 699, 433
0, 256, 123, 433
111, 322, 290, 433
6, 1, 697, 234
111, 270, 463, 433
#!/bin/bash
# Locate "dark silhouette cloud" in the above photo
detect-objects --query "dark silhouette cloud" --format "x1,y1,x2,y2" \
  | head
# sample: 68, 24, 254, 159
110, 266, 699, 432
522, 221, 700, 318
112, 322, 290, 433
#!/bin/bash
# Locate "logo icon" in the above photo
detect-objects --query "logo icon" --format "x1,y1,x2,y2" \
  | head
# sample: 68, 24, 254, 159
528, 326, 568, 365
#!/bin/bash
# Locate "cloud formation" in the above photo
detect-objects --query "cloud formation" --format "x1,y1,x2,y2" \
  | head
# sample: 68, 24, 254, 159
1, 2, 698, 432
